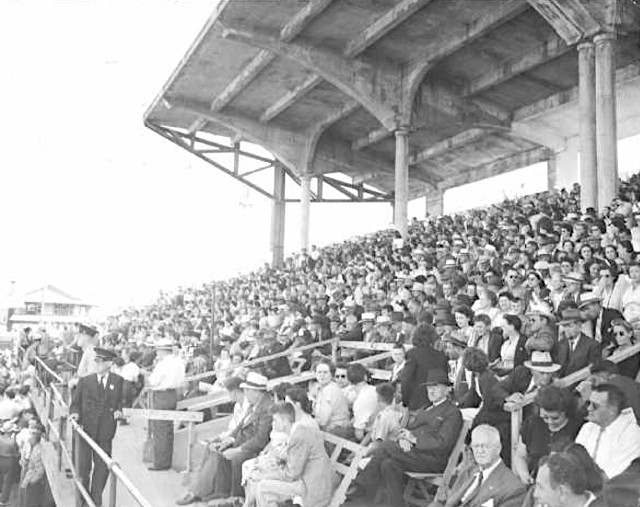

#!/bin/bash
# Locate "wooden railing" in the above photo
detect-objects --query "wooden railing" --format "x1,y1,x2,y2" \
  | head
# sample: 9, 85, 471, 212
507, 342, 640, 467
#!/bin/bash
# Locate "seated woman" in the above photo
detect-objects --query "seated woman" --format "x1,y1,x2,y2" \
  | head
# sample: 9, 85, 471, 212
604, 318, 640, 379
492, 315, 527, 376
312, 359, 351, 438
512, 385, 583, 485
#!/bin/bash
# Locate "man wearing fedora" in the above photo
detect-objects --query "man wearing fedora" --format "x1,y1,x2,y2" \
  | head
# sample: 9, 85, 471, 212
70, 347, 123, 507
350, 369, 462, 507
206, 372, 273, 503
146, 338, 186, 471
556, 308, 601, 377
579, 291, 623, 348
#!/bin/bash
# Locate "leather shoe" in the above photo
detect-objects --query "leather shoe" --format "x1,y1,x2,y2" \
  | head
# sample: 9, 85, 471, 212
147, 466, 169, 471
176, 492, 200, 505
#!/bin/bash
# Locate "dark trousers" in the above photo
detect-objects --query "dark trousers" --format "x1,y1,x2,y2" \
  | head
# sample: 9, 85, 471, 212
77, 438, 112, 507
356, 441, 446, 507
122, 380, 134, 408
210, 449, 256, 498
19, 480, 46, 507
150, 389, 177, 469
0, 455, 19, 503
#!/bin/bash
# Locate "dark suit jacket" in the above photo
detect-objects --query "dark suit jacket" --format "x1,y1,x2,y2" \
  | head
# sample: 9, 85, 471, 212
598, 307, 624, 349
408, 398, 462, 465
492, 365, 533, 407
556, 333, 601, 377
459, 370, 499, 409
401, 346, 449, 410
230, 392, 273, 455
70, 372, 124, 442
442, 461, 526, 507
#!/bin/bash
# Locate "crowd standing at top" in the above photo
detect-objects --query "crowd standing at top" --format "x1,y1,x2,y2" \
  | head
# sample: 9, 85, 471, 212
16, 172, 640, 507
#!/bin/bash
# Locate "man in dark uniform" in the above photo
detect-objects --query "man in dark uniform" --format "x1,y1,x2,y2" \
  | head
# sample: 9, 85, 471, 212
70, 347, 123, 507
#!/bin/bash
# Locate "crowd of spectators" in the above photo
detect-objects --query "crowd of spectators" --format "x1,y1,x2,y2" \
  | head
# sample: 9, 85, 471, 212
16, 171, 640, 507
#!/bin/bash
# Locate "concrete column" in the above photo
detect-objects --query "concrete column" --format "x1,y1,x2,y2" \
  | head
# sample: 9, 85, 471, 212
595, 33, 618, 211
394, 127, 410, 238
425, 190, 444, 216
270, 164, 286, 267
547, 157, 557, 191
300, 174, 311, 251
578, 41, 597, 211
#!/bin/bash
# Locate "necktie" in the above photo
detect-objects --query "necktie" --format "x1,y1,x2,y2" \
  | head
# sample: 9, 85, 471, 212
460, 471, 483, 504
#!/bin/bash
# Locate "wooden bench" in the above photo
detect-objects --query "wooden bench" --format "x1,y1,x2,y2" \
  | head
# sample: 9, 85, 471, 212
403, 418, 472, 507
322, 432, 367, 507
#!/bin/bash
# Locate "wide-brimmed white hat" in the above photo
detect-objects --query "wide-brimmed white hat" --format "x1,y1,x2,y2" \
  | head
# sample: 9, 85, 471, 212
239, 372, 268, 390
524, 351, 561, 373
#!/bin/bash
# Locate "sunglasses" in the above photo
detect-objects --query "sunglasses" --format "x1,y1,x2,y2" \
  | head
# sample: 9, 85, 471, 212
334, 374, 347, 379
614, 330, 628, 336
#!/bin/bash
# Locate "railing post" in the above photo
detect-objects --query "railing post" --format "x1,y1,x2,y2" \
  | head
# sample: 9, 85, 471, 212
108, 469, 118, 507
74, 428, 83, 507
331, 338, 339, 364
186, 422, 194, 473
58, 415, 66, 471
510, 407, 523, 470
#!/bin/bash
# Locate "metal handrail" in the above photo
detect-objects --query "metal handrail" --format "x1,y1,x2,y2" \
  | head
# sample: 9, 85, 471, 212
30, 361, 154, 507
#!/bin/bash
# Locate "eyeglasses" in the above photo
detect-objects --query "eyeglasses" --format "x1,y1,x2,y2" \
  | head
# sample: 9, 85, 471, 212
334, 374, 347, 379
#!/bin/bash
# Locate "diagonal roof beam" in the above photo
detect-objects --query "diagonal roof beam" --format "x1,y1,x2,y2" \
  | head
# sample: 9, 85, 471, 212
211, 50, 275, 111
526, 0, 601, 45
352, 126, 392, 151
344, 0, 435, 56
463, 34, 571, 96
211, 0, 335, 113
260, 75, 322, 122
261, 0, 435, 124
221, 26, 402, 129
409, 128, 490, 165
280, 0, 335, 41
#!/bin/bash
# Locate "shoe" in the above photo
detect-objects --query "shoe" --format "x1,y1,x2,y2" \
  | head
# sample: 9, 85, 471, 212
147, 466, 169, 471
202, 493, 226, 502
176, 492, 200, 505
207, 497, 244, 507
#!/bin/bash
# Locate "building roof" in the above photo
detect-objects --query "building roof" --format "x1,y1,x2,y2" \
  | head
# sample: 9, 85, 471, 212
144, 0, 640, 198
22, 285, 91, 306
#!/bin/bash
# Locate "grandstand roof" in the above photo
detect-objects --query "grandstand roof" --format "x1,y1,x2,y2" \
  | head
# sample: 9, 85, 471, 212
144, 0, 640, 199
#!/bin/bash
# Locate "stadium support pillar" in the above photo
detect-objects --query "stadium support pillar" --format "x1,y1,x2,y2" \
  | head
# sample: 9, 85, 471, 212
425, 190, 443, 217
595, 33, 618, 211
394, 127, 409, 238
578, 41, 597, 211
300, 174, 311, 251
270, 164, 286, 267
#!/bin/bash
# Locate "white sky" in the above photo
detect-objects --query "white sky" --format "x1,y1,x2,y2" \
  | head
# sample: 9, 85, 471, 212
0, 1, 638, 313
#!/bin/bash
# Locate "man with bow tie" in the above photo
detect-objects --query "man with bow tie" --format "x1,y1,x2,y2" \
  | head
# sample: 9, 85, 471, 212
432, 425, 525, 507
70, 347, 124, 507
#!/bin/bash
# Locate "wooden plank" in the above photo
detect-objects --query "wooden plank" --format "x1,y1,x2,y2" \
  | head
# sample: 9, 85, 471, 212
340, 341, 397, 351
123, 408, 204, 423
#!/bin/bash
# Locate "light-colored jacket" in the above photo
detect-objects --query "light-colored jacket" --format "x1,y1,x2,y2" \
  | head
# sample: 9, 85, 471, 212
281, 423, 335, 507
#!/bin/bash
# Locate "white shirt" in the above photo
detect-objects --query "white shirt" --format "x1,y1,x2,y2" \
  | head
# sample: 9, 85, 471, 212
118, 362, 141, 383
352, 384, 378, 431
148, 354, 186, 390
576, 408, 640, 478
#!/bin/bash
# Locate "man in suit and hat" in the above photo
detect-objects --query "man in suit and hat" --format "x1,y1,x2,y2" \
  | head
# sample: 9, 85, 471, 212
70, 347, 123, 507
350, 369, 462, 507
431, 425, 525, 507
556, 308, 601, 377
146, 337, 185, 471
204, 372, 273, 503
579, 291, 623, 348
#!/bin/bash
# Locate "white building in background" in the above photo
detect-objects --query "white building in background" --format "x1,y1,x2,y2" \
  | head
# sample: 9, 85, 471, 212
5, 284, 93, 333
